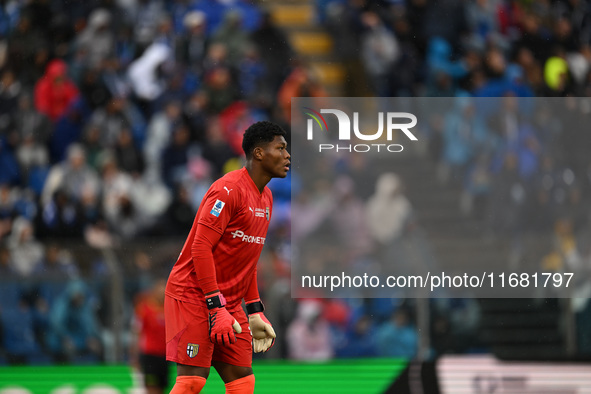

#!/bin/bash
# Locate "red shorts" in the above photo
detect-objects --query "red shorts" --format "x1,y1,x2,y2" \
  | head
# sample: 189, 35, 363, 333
165, 295, 252, 368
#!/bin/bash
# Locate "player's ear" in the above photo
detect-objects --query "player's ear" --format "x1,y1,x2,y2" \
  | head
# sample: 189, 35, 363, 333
253, 146, 264, 161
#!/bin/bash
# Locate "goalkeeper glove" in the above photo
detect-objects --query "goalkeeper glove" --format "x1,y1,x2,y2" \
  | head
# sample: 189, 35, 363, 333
246, 300, 276, 353
206, 292, 242, 346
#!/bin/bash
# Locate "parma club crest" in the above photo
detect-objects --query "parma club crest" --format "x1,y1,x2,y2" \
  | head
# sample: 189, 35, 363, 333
187, 343, 199, 358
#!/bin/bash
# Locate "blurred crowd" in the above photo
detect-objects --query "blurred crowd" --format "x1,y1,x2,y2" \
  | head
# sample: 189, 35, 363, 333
318, 0, 591, 258
321, 0, 591, 97
0, 0, 303, 365
1, 0, 591, 366
0, 0, 302, 251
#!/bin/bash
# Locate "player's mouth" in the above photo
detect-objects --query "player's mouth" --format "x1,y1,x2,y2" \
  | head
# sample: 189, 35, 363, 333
283, 162, 290, 171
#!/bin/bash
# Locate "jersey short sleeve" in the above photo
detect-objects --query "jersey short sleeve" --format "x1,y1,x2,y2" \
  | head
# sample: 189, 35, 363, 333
197, 180, 239, 235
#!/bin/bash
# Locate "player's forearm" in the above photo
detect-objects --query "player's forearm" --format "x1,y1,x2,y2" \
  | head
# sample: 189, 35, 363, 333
244, 267, 260, 304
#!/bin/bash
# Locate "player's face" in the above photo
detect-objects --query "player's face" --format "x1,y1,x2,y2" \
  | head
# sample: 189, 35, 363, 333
261, 135, 290, 178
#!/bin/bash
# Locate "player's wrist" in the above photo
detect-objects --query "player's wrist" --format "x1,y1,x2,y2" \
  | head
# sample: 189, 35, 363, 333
245, 300, 265, 315
205, 291, 226, 310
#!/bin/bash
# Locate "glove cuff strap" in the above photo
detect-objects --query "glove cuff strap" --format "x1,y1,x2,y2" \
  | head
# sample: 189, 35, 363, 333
206, 292, 226, 309
246, 300, 265, 315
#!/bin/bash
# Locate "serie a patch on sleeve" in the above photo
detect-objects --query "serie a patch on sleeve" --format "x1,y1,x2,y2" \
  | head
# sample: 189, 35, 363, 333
210, 199, 225, 217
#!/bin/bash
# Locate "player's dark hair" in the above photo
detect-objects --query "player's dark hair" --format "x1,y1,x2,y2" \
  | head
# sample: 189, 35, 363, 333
242, 121, 286, 159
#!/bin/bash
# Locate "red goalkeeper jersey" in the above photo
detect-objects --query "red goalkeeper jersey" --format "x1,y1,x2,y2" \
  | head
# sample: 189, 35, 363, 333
165, 168, 272, 308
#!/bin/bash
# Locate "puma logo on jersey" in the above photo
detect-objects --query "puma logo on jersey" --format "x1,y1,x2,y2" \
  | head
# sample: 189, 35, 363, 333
223, 186, 233, 195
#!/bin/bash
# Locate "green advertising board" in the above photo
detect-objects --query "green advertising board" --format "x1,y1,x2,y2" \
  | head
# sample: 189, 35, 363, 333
0, 359, 406, 393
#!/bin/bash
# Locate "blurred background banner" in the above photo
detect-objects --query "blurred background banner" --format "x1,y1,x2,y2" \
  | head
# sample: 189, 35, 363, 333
0, 359, 407, 394
436, 355, 591, 393
4, 357, 590, 394
292, 96, 591, 299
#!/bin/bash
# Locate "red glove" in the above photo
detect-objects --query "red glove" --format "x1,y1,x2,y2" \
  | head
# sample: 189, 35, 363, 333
206, 292, 242, 346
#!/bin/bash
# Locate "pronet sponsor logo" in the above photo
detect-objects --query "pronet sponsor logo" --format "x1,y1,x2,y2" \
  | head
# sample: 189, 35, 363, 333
230, 230, 265, 244
304, 108, 418, 153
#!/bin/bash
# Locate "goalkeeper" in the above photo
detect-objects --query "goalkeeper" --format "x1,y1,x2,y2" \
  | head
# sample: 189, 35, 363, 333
165, 121, 290, 393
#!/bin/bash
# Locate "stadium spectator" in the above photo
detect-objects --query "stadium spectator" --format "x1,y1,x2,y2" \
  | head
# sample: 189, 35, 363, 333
16, 130, 49, 188
488, 150, 530, 267
37, 188, 84, 239
0, 139, 20, 186
200, 116, 235, 180
366, 173, 412, 251
163, 184, 195, 236
161, 123, 193, 189
203, 65, 238, 114
50, 101, 90, 163
41, 143, 100, 206
441, 97, 489, 183
360, 11, 399, 97
100, 155, 150, 240
291, 186, 333, 244
461, 153, 493, 219
74, 9, 114, 69
7, 217, 43, 277
32, 244, 78, 280
32, 245, 79, 340
0, 184, 17, 239
0, 244, 17, 277
0, 69, 22, 139
334, 313, 378, 358
211, 10, 250, 67
144, 100, 183, 181
250, 11, 293, 94
182, 90, 209, 145
114, 128, 145, 177
278, 64, 326, 123
375, 308, 418, 359
14, 92, 52, 146
0, 295, 40, 364
425, 37, 469, 92
128, 42, 173, 116
33, 59, 79, 122
176, 11, 209, 73
286, 300, 333, 361
238, 45, 268, 102
87, 96, 133, 148
131, 278, 168, 394
6, 13, 48, 88
323, 1, 368, 96
329, 176, 372, 260
81, 127, 104, 171
47, 279, 103, 362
